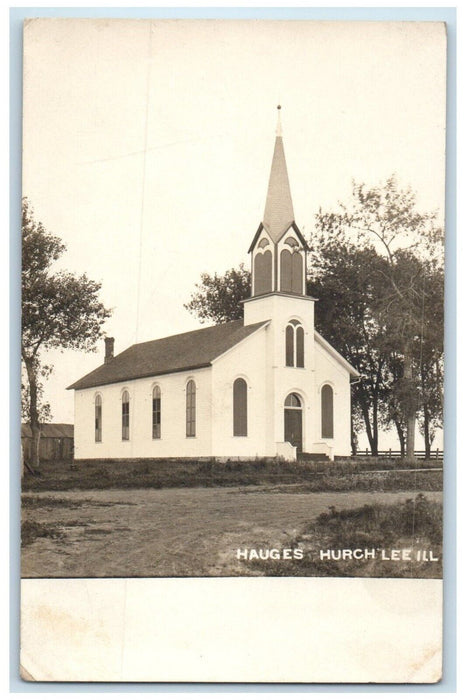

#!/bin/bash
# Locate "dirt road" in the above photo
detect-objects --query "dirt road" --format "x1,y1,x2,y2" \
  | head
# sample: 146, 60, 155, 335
21, 486, 442, 578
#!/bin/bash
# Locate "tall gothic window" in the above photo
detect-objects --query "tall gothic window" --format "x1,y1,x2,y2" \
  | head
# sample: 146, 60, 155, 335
233, 378, 248, 436
186, 380, 196, 437
285, 320, 305, 368
122, 390, 130, 441
152, 385, 161, 439
95, 394, 102, 443
321, 384, 334, 439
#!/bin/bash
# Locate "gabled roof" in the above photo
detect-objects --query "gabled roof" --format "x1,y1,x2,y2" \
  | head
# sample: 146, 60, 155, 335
21, 423, 74, 439
67, 320, 268, 391
314, 330, 360, 378
247, 221, 309, 254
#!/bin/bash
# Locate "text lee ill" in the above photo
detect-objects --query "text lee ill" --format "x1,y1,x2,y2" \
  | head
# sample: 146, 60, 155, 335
319, 548, 439, 562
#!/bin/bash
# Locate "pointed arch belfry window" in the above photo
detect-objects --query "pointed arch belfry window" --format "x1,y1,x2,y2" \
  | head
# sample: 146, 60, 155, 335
280, 248, 303, 294
321, 384, 334, 439
233, 378, 248, 436
254, 250, 273, 295
285, 320, 305, 368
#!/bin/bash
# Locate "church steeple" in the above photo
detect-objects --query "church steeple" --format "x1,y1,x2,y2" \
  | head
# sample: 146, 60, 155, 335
248, 107, 308, 298
262, 106, 295, 241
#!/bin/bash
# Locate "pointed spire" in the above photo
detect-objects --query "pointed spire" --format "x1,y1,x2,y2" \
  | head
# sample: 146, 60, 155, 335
276, 104, 283, 136
262, 106, 294, 241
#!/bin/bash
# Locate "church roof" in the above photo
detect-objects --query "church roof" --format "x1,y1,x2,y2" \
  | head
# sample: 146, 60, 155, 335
67, 320, 268, 391
314, 330, 360, 378
262, 107, 295, 242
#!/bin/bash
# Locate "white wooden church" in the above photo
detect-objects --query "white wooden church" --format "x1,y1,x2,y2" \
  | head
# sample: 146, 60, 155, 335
69, 109, 358, 461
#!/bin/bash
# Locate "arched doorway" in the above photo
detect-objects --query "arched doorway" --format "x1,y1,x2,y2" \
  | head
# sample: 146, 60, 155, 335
284, 393, 303, 453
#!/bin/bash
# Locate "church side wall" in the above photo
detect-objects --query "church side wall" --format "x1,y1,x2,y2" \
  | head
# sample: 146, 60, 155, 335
211, 327, 272, 457
73, 367, 212, 460
313, 344, 352, 457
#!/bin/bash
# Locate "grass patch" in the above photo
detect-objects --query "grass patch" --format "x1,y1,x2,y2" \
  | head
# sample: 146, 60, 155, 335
21, 520, 65, 546
22, 495, 136, 508
22, 458, 443, 493
247, 494, 442, 579
21, 517, 112, 546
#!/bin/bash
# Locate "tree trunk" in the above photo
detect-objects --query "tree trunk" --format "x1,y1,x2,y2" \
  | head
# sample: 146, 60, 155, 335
372, 394, 379, 457
423, 404, 431, 459
350, 411, 358, 456
404, 343, 416, 461
359, 400, 378, 456
23, 355, 41, 468
394, 418, 405, 457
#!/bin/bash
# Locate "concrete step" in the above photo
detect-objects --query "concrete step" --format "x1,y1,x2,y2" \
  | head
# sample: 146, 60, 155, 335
298, 452, 330, 462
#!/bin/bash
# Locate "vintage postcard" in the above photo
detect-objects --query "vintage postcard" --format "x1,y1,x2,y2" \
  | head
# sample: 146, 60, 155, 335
20, 18, 446, 682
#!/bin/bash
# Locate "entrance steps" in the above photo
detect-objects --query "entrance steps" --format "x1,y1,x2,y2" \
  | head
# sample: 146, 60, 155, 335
298, 452, 330, 462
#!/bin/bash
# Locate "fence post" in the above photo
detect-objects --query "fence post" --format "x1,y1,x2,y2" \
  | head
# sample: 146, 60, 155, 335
389, 448, 392, 459
365, 447, 368, 456
436, 447, 439, 461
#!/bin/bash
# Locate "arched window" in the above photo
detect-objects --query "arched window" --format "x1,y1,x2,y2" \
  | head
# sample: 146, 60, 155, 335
284, 393, 303, 451
152, 385, 161, 439
95, 394, 102, 442
122, 390, 130, 441
186, 380, 196, 437
280, 248, 303, 294
321, 384, 334, 439
296, 326, 304, 368
233, 378, 248, 436
285, 325, 294, 366
285, 320, 305, 368
254, 250, 272, 295
285, 392, 302, 408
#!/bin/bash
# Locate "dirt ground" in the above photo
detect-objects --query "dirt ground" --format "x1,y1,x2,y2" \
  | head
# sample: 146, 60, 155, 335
21, 486, 442, 578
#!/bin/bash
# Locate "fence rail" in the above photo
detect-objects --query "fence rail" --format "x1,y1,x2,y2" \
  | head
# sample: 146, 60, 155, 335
356, 448, 443, 460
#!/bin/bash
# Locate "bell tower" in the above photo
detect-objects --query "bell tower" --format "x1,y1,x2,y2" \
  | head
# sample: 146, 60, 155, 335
247, 106, 309, 298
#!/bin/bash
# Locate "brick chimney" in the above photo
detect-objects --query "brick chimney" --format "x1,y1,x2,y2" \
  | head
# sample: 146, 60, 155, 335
104, 337, 115, 364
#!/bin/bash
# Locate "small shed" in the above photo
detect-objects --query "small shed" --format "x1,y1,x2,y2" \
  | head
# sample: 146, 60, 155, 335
21, 423, 74, 462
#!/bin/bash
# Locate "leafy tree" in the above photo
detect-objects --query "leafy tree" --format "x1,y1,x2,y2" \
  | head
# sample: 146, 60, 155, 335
21, 198, 111, 467
184, 263, 251, 324
315, 176, 443, 459
308, 237, 393, 455
413, 259, 444, 456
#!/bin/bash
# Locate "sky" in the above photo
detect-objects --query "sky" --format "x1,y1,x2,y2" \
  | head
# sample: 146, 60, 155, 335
22, 19, 446, 448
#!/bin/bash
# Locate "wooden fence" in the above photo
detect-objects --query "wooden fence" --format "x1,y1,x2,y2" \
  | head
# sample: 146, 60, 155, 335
356, 448, 443, 460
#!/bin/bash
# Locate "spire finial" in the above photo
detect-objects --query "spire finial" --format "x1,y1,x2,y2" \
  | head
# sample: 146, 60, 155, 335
276, 104, 282, 137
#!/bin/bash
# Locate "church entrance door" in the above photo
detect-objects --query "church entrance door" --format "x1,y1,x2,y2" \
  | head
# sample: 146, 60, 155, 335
284, 393, 303, 453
